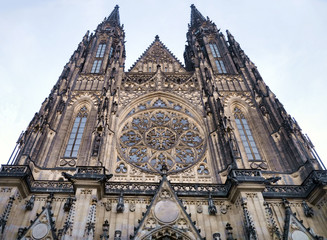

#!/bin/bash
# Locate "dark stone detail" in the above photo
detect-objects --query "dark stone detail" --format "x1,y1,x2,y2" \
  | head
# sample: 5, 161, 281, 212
241, 198, 257, 240
1, 165, 326, 199
0, 196, 15, 234
225, 223, 235, 240
100, 220, 110, 240
105, 182, 231, 197
91, 133, 102, 157
76, 166, 105, 176
114, 230, 122, 240
17, 227, 26, 240
228, 169, 265, 183
208, 193, 217, 215
213, 233, 221, 240
264, 176, 281, 185
263, 170, 327, 198
302, 200, 314, 217
116, 192, 124, 213
63, 195, 75, 212
25, 195, 35, 211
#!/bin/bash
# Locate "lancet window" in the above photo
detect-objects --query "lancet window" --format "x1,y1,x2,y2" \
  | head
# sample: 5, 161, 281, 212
209, 43, 227, 74
64, 107, 88, 158
91, 60, 102, 73
91, 42, 106, 73
234, 107, 261, 161
96, 43, 106, 58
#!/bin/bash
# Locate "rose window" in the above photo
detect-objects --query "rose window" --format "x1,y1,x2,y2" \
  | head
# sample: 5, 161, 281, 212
118, 107, 206, 174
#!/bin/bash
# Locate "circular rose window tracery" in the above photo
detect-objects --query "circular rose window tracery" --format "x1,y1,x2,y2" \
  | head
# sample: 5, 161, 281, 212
118, 100, 206, 174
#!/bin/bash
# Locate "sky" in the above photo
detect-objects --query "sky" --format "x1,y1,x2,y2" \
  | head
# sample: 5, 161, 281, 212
0, 0, 326, 168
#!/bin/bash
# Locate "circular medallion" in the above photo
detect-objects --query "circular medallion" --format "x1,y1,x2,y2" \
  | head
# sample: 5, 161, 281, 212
154, 200, 179, 223
291, 230, 309, 240
32, 223, 49, 239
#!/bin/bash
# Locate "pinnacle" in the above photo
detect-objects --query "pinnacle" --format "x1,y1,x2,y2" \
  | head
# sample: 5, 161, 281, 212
190, 4, 206, 28
106, 4, 120, 26
155, 35, 160, 41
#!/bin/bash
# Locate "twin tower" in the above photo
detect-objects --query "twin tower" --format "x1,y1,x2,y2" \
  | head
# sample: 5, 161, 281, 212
0, 5, 326, 240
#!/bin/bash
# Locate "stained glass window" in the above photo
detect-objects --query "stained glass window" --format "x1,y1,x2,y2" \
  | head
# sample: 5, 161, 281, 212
64, 107, 88, 158
234, 107, 261, 161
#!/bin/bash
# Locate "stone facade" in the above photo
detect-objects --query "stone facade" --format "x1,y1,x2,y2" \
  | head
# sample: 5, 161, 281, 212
0, 4, 326, 240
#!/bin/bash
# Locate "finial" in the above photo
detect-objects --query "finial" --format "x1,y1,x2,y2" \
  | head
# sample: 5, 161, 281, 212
155, 35, 160, 41
191, 4, 195, 8
160, 163, 168, 176
115, 5, 119, 9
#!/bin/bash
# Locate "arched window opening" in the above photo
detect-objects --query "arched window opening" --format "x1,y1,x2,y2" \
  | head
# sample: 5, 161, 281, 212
209, 42, 227, 74
96, 43, 106, 58
234, 107, 261, 161
91, 42, 106, 73
64, 106, 88, 158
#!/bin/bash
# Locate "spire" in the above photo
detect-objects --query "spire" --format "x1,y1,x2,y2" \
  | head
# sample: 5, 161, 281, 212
190, 4, 206, 28
106, 5, 120, 26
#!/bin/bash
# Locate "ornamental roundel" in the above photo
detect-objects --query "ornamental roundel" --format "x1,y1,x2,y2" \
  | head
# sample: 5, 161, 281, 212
117, 98, 206, 174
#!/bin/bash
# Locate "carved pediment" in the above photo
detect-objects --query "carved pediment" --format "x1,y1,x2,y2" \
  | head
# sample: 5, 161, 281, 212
129, 36, 186, 73
132, 176, 202, 240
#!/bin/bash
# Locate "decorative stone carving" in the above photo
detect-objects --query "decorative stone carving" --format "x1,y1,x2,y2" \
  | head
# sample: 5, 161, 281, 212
25, 195, 35, 211
116, 192, 124, 213
105, 200, 112, 212
129, 203, 136, 212
302, 201, 314, 218
208, 193, 217, 215
196, 204, 203, 213
100, 220, 109, 240
118, 99, 206, 174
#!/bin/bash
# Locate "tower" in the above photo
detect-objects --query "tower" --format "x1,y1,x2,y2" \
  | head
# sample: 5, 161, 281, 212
0, 4, 326, 239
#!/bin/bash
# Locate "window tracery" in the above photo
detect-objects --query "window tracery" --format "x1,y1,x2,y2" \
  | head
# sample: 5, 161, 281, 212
234, 107, 261, 161
64, 106, 88, 158
117, 98, 206, 174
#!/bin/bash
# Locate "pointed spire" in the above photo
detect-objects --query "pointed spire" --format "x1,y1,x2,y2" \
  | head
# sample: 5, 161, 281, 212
190, 4, 206, 28
106, 5, 120, 26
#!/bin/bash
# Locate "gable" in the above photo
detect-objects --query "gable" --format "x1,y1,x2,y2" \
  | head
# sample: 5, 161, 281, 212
132, 176, 203, 240
129, 36, 186, 73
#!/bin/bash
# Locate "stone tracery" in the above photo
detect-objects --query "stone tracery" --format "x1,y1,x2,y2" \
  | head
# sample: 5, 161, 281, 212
118, 97, 206, 173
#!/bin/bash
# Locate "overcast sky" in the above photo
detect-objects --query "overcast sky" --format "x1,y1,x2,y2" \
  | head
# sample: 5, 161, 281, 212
0, 0, 326, 168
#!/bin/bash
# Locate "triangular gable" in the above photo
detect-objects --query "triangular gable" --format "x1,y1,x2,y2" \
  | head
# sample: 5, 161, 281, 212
18, 205, 57, 240
132, 176, 203, 240
283, 203, 320, 240
129, 36, 186, 73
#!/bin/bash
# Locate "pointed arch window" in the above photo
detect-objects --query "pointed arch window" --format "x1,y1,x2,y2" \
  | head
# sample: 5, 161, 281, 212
91, 60, 102, 73
234, 108, 261, 161
209, 43, 227, 74
64, 107, 88, 158
96, 43, 106, 58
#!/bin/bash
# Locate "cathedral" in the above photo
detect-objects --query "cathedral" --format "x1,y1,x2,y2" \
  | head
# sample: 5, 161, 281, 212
0, 4, 326, 240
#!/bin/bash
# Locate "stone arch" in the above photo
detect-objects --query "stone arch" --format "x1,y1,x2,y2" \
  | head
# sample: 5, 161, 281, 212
116, 91, 207, 174
118, 91, 205, 126
141, 226, 194, 240
226, 97, 269, 170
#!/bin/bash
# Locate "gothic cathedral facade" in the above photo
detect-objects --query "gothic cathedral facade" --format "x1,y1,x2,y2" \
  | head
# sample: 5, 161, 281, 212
0, 5, 326, 240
